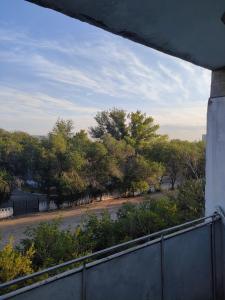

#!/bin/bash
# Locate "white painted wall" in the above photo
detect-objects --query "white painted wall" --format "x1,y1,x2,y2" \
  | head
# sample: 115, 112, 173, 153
39, 200, 48, 212
0, 207, 13, 219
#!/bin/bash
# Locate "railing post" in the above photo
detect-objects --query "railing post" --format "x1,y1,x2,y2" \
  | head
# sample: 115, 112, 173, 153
82, 263, 86, 300
160, 235, 165, 300
210, 216, 216, 300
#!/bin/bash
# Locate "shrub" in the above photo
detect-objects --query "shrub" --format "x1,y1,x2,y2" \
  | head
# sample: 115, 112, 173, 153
20, 220, 81, 269
77, 211, 116, 252
0, 238, 34, 283
11, 179, 203, 280
115, 197, 178, 241
77, 198, 179, 250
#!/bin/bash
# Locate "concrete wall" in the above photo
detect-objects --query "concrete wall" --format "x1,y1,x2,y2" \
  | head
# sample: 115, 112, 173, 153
5, 192, 120, 216
39, 193, 119, 212
205, 96, 225, 215
5, 221, 223, 300
206, 70, 225, 215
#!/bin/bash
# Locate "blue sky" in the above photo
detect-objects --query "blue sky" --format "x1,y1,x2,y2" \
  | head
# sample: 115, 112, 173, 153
0, 0, 210, 140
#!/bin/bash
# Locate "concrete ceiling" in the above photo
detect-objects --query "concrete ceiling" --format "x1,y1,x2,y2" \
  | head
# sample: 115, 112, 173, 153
26, 0, 225, 70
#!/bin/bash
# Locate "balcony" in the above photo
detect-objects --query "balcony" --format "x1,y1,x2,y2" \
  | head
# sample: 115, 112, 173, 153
0, 212, 224, 300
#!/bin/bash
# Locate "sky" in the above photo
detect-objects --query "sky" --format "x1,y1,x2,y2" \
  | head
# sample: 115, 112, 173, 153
0, 1, 211, 140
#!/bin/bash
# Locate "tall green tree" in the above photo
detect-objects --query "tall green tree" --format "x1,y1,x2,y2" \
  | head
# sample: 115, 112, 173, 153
102, 134, 135, 193
175, 179, 205, 221
38, 120, 87, 204
85, 141, 110, 199
126, 111, 160, 153
0, 129, 42, 180
181, 141, 205, 180
147, 140, 184, 189
90, 108, 128, 140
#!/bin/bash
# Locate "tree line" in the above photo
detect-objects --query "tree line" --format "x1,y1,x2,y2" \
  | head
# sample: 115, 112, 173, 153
0, 108, 206, 286
0, 108, 205, 204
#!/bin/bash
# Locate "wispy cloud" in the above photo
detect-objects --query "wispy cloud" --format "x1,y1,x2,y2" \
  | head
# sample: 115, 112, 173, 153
0, 85, 98, 134
0, 26, 210, 139
0, 86, 97, 114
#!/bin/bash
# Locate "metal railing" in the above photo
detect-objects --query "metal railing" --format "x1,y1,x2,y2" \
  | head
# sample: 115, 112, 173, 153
0, 213, 219, 299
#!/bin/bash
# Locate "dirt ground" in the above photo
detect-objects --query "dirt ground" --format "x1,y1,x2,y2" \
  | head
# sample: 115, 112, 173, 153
0, 195, 151, 247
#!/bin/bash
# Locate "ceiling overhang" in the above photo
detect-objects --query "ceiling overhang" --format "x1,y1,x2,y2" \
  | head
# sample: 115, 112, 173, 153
26, 0, 225, 70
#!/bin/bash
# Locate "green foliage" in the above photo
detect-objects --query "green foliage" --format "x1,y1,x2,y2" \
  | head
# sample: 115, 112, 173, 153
0, 238, 34, 283
115, 198, 178, 240
0, 109, 207, 286
0, 129, 42, 179
0, 170, 12, 203
90, 109, 160, 153
90, 108, 128, 140
0, 110, 205, 203
175, 179, 205, 221
20, 220, 83, 269
76, 197, 178, 252
122, 156, 164, 195
52, 119, 74, 139
38, 120, 88, 203
126, 110, 160, 153
146, 139, 205, 189
0, 177, 204, 283
77, 212, 116, 252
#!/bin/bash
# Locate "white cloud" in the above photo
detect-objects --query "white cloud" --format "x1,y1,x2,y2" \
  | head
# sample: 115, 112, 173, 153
0, 86, 97, 133
0, 26, 211, 139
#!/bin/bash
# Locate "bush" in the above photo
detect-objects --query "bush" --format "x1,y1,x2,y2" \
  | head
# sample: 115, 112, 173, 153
4, 179, 203, 283
20, 220, 82, 269
115, 197, 178, 241
77, 197, 179, 251
0, 238, 34, 283
76, 211, 116, 252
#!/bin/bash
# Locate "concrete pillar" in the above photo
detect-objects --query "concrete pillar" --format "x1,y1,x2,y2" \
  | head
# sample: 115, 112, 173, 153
205, 69, 225, 216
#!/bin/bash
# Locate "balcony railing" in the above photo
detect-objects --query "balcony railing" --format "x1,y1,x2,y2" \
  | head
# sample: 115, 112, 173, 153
0, 213, 223, 300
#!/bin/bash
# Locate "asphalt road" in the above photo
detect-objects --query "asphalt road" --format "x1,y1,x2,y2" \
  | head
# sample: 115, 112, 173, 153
0, 196, 147, 248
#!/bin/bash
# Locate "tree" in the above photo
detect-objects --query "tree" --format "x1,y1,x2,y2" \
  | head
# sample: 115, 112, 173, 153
52, 119, 74, 140
181, 141, 205, 180
101, 134, 135, 193
38, 120, 87, 205
147, 140, 184, 190
163, 141, 185, 189
85, 141, 110, 199
126, 111, 160, 153
0, 170, 12, 203
175, 179, 205, 221
122, 156, 164, 196
147, 139, 206, 190
90, 109, 161, 154
90, 108, 128, 140
0, 129, 42, 181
